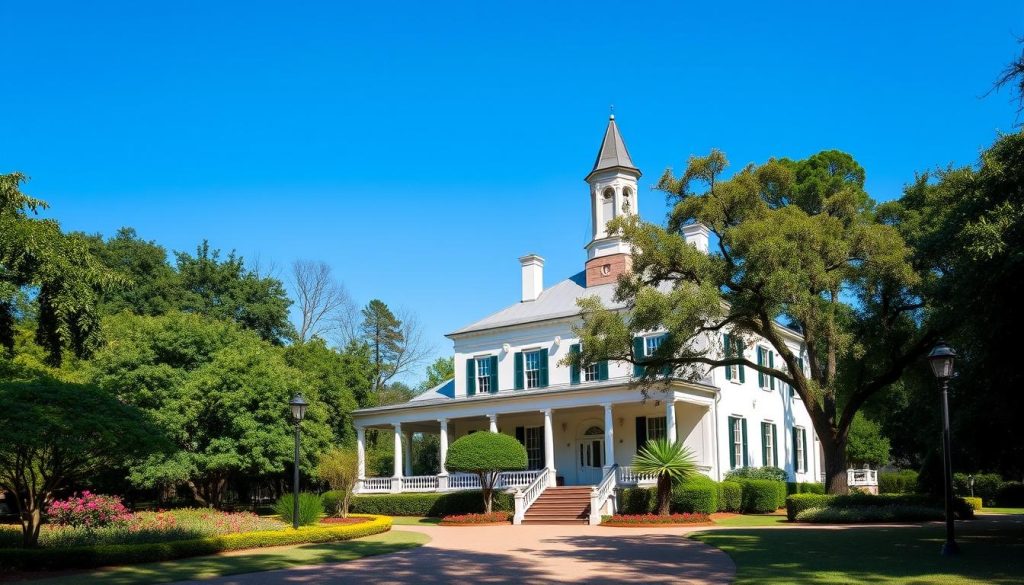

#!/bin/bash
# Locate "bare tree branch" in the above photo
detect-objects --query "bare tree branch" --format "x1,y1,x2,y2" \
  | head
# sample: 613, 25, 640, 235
290, 260, 356, 343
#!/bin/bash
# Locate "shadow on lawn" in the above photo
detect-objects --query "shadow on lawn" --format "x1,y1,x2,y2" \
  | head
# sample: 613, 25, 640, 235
691, 515, 1024, 585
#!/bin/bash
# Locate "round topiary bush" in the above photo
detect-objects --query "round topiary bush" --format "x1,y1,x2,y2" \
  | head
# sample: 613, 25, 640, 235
672, 476, 718, 514
737, 479, 786, 513
446, 432, 528, 513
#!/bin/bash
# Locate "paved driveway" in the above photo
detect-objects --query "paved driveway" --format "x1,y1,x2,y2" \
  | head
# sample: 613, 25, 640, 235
175, 523, 735, 584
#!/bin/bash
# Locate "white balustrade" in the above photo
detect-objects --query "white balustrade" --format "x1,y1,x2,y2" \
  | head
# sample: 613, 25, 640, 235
401, 475, 440, 492
448, 473, 481, 490
847, 468, 878, 486
589, 465, 619, 525
513, 468, 551, 525
496, 469, 543, 489
360, 477, 392, 493
359, 469, 548, 494
616, 466, 658, 486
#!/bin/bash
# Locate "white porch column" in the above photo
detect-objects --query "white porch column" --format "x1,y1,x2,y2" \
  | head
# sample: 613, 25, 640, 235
666, 397, 678, 444
488, 413, 498, 433
356, 426, 366, 492
543, 408, 556, 487
391, 423, 403, 493
403, 431, 413, 477
438, 418, 449, 474
603, 403, 615, 471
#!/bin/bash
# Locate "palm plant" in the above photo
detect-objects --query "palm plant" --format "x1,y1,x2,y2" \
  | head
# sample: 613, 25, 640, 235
632, 439, 698, 515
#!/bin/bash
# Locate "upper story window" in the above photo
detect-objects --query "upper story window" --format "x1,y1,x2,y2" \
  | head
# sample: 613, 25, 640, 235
525, 349, 544, 389
583, 361, 599, 382
757, 346, 774, 390
476, 357, 491, 394
645, 334, 665, 357
723, 333, 745, 383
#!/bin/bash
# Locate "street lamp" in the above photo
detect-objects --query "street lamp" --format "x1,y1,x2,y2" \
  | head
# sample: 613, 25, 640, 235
928, 340, 958, 556
289, 393, 308, 530
968, 474, 975, 498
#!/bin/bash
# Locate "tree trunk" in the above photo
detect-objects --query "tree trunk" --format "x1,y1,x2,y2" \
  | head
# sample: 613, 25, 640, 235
656, 474, 671, 516
21, 507, 41, 548
822, 436, 849, 495
480, 473, 493, 514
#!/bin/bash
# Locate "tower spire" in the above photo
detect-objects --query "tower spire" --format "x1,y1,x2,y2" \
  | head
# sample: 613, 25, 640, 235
587, 114, 639, 182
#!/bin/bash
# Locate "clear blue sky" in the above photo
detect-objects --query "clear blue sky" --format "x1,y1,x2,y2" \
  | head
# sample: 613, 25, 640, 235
2, 1, 1021, 383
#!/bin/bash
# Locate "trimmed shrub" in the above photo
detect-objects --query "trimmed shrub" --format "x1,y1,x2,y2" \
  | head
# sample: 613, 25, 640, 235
878, 469, 919, 494
0, 515, 391, 572
725, 466, 788, 482
718, 481, 743, 512
274, 493, 323, 527
47, 492, 132, 529
786, 482, 825, 495
796, 505, 943, 523
786, 493, 974, 522
619, 488, 656, 514
996, 481, 1024, 507
672, 476, 718, 514
349, 491, 514, 517
962, 497, 983, 511
953, 473, 1002, 505
736, 479, 786, 513
446, 432, 527, 513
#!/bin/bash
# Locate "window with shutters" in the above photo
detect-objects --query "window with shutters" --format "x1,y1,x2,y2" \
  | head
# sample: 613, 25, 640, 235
645, 334, 665, 357
795, 427, 806, 473
525, 426, 543, 470
583, 362, 599, 382
524, 350, 544, 389
647, 416, 667, 441
475, 357, 491, 394
757, 347, 770, 390
732, 418, 744, 469
762, 422, 776, 467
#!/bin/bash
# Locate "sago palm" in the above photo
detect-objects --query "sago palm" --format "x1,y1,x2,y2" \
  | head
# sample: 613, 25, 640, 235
632, 439, 698, 515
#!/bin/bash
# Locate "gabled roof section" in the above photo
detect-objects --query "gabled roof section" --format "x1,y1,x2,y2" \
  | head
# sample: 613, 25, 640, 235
448, 272, 620, 336
589, 115, 639, 178
409, 378, 455, 402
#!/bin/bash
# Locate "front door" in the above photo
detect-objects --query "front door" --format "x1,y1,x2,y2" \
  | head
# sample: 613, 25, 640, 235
578, 428, 604, 485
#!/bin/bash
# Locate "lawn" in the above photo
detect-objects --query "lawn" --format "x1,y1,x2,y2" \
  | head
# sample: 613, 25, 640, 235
389, 516, 443, 526
691, 515, 1024, 584
711, 514, 789, 527
979, 507, 1024, 515
29, 529, 429, 585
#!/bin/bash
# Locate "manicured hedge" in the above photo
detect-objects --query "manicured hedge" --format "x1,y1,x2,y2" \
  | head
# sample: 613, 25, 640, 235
0, 515, 391, 572
786, 482, 825, 495
996, 481, 1024, 507
619, 488, 655, 514
718, 481, 742, 512
724, 466, 788, 482
349, 491, 513, 517
786, 493, 974, 522
735, 479, 786, 513
878, 469, 919, 494
962, 496, 983, 511
953, 472, 1002, 505
796, 505, 944, 523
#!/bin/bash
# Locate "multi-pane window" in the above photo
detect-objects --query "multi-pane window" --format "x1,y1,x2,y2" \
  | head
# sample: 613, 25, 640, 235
757, 347, 770, 389
583, 362, 599, 382
525, 426, 543, 470
525, 350, 543, 389
647, 416, 667, 441
645, 334, 665, 357
762, 422, 776, 467
475, 357, 491, 394
795, 427, 806, 473
732, 419, 744, 469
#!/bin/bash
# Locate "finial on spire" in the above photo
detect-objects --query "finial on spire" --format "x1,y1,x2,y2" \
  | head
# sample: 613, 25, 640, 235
609, 104, 615, 120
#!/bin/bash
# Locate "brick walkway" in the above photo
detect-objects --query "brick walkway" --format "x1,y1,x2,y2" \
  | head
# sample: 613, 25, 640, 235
174, 523, 736, 584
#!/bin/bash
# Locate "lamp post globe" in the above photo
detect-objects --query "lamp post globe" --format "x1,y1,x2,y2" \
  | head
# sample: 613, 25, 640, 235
928, 340, 959, 556
289, 393, 308, 530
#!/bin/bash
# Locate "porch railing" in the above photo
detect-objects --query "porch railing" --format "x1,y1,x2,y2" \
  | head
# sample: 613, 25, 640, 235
513, 468, 551, 524
589, 465, 619, 525
847, 468, 878, 486
401, 475, 440, 492
616, 466, 658, 486
358, 469, 544, 494
361, 477, 392, 493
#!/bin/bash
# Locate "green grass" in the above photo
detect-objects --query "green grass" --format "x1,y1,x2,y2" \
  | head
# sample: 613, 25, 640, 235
712, 514, 788, 527
692, 516, 1024, 584
388, 516, 443, 525
978, 507, 1024, 515
29, 529, 429, 585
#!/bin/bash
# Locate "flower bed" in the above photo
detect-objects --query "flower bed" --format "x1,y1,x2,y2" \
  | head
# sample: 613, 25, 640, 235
439, 511, 511, 525
601, 513, 711, 527
0, 514, 391, 572
320, 517, 370, 525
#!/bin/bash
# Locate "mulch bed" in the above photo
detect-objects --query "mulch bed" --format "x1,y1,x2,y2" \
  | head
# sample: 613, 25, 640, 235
320, 517, 370, 525
601, 521, 714, 527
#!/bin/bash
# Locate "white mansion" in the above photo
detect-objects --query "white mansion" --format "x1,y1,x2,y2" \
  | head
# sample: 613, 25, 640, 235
352, 116, 823, 524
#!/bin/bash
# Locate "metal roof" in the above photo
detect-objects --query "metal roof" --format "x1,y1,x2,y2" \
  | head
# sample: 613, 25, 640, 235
590, 115, 639, 176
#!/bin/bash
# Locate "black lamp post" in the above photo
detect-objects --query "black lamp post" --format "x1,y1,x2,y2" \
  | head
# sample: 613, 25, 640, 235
927, 340, 958, 556
289, 393, 308, 530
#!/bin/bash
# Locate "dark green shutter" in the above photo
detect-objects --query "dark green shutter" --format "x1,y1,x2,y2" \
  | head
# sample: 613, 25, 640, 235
635, 417, 647, 453
489, 355, 499, 394
723, 334, 732, 381
515, 426, 525, 445
761, 422, 770, 466
466, 358, 476, 396
757, 347, 765, 387
737, 339, 746, 383
539, 349, 549, 387
772, 424, 778, 468
728, 417, 737, 468
793, 429, 799, 471
768, 351, 775, 390
741, 418, 749, 467
598, 360, 609, 381
569, 344, 581, 385
633, 337, 645, 377
514, 352, 524, 390
802, 429, 809, 473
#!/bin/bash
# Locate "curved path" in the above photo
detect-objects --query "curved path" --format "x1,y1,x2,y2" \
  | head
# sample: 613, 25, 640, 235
175, 523, 735, 584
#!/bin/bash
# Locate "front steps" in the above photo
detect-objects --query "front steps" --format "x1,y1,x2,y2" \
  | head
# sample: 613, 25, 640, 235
522, 486, 591, 525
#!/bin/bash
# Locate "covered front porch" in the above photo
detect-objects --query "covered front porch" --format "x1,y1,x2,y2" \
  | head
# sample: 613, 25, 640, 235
352, 383, 718, 495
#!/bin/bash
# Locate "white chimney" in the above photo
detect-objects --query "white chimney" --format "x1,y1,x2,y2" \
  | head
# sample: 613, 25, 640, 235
682, 223, 710, 254
519, 254, 544, 302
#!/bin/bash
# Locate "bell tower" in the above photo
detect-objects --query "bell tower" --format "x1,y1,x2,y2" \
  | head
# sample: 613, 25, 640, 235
584, 114, 641, 287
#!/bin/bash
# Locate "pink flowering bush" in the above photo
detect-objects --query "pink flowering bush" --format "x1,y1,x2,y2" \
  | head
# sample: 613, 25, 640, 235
47, 492, 132, 529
